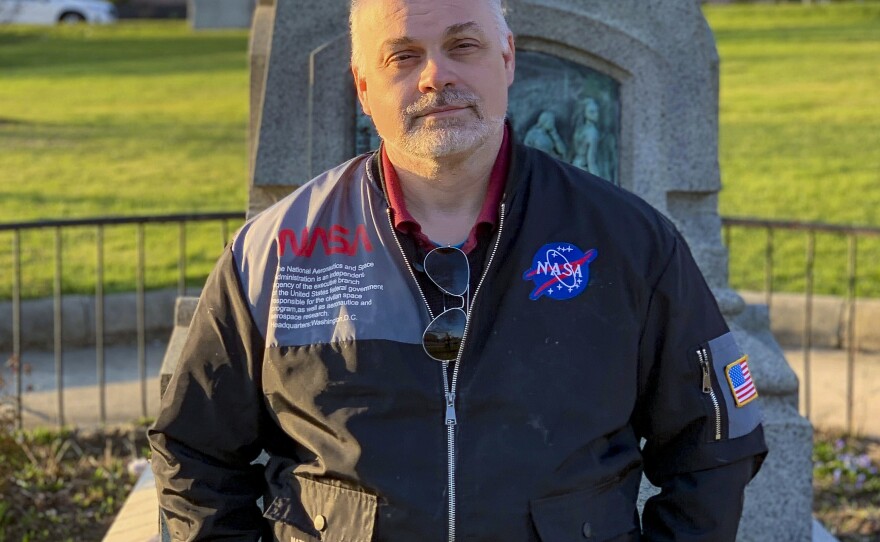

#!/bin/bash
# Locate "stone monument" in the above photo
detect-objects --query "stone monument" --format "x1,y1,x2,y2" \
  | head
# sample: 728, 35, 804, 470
188, 0, 255, 29
164, 1, 814, 540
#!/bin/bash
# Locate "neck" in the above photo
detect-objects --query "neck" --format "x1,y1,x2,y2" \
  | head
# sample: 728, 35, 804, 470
385, 125, 504, 245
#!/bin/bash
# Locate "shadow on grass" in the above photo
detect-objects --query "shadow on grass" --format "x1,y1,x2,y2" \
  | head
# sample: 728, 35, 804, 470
0, 32, 248, 76
0, 190, 126, 217
0, 117, 36, 126
1, 118, 243, 149
714, 22, 880, 44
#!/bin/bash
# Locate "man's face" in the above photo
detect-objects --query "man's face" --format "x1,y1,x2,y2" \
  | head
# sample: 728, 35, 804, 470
352, 0, 515, 159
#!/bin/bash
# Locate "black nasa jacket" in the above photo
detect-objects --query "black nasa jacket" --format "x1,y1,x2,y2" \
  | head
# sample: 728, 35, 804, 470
149, 142, 767, 542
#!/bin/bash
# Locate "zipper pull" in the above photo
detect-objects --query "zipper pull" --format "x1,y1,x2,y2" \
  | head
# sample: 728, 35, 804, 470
698, 349, 712, 394
445, 393, 457, 426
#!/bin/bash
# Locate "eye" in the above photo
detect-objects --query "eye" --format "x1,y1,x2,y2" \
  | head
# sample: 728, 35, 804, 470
388, 52, 418, 65
450, 40, 481, 54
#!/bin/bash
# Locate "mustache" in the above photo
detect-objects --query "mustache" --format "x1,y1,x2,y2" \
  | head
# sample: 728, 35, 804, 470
404, 89, 482, 121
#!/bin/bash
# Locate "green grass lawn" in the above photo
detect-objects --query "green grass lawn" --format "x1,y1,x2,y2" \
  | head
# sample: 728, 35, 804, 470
705, 2, 880, 297
0, 22, 248, 298
0, 4, 879, 299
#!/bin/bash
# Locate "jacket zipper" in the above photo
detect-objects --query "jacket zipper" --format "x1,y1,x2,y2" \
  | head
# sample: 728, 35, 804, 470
697, 347, 722, 441
387, 203, 506, 542
444, 202, 505, 542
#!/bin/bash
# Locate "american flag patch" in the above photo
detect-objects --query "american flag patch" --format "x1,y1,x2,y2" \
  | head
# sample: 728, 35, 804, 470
725, 356, 758, 407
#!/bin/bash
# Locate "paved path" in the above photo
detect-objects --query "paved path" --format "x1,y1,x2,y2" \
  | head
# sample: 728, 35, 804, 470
4, 340, 167, 428
784, 347, 880, 437
103, 468, 160, 542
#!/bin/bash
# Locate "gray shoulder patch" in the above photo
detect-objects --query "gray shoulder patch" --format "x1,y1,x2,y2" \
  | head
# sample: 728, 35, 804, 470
708, 332, 762, 440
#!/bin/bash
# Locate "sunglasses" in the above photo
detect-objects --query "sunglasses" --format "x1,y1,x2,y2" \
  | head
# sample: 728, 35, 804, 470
421, 246, 470, 362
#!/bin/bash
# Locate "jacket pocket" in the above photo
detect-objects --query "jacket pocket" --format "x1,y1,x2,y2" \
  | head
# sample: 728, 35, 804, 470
263, 474, 377, 542
529, 484, 639, 542
694, 343, 727, 443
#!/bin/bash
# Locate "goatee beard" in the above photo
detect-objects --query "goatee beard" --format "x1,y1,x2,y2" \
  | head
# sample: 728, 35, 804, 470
395, 89, 502, 158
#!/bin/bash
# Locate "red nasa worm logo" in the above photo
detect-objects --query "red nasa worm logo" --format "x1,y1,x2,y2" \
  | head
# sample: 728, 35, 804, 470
522, 243, 597, 301
277, 225, 374, 257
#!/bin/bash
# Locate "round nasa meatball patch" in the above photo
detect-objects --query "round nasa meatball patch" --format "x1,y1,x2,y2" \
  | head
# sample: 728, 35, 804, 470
522, 243, 597, 301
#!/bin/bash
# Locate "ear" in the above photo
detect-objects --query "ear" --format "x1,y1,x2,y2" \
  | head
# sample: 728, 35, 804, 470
352, 64, 372, 116
503, 33, 516, 87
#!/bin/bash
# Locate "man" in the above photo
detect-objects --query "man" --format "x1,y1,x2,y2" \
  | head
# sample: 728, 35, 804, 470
149, 0, 767, 540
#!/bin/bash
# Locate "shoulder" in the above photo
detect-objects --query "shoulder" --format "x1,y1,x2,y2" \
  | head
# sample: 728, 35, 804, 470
232, 154, 375, 256
518, 144, 679, 246
220, 153, 378, 334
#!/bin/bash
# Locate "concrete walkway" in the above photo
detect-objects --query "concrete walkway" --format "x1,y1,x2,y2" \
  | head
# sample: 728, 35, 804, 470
784, 347, 880, 436
6, 340, 167, 428
103, 468, 160, 542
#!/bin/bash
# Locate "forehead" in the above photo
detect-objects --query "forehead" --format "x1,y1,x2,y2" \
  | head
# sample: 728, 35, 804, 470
355, 0, 496, 43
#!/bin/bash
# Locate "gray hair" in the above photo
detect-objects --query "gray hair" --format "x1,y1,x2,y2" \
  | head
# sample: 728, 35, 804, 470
349, 0, 511, 71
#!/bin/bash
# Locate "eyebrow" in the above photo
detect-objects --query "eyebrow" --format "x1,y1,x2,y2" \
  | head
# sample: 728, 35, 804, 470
379, 21, 487, 51
445, 21, 486, 38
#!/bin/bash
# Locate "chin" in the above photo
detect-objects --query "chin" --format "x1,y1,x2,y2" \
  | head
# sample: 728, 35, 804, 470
399, 119, 501, 159
406, 134, 483, 158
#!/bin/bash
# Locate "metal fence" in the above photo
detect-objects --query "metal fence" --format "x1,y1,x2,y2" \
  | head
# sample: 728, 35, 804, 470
1, 212, 245, 429
722, 216, 880, 433
1, 213, 878, 431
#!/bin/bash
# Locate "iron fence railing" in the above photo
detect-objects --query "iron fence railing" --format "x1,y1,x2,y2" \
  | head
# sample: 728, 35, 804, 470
1, 213, 877, 432
1, 212, 245, 429
722, 216, 880, 433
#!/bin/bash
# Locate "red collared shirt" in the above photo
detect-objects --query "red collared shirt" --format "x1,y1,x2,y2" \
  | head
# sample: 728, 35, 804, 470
382, 126, 510, 254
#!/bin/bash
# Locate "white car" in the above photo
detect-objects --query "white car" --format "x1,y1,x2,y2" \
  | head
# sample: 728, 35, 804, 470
0, 0, 117, 24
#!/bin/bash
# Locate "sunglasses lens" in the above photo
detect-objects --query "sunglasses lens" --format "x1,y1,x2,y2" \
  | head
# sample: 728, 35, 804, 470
423, 308, 467, 361
424, 247, 469, 296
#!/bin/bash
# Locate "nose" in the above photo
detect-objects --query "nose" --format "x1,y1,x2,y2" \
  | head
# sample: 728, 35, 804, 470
418, 54, 458, 93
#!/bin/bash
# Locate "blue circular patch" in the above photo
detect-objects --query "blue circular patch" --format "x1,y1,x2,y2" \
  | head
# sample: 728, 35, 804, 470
522, 243, 597, 301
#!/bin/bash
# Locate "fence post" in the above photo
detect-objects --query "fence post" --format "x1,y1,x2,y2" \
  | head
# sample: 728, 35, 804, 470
96, 225, 106, 425
178, 222, 187, 297
723, 223, 731, 251
845, 234, 857, 434
764, 227, 774, 309
12, 230, 23, 429
54, 228, 65, 427
137, 224, 147, 419
803, 230, 815, 420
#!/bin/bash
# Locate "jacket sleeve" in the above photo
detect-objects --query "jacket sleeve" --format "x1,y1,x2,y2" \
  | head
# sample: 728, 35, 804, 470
148, 247, 269, 541
634, 231, 768, 541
